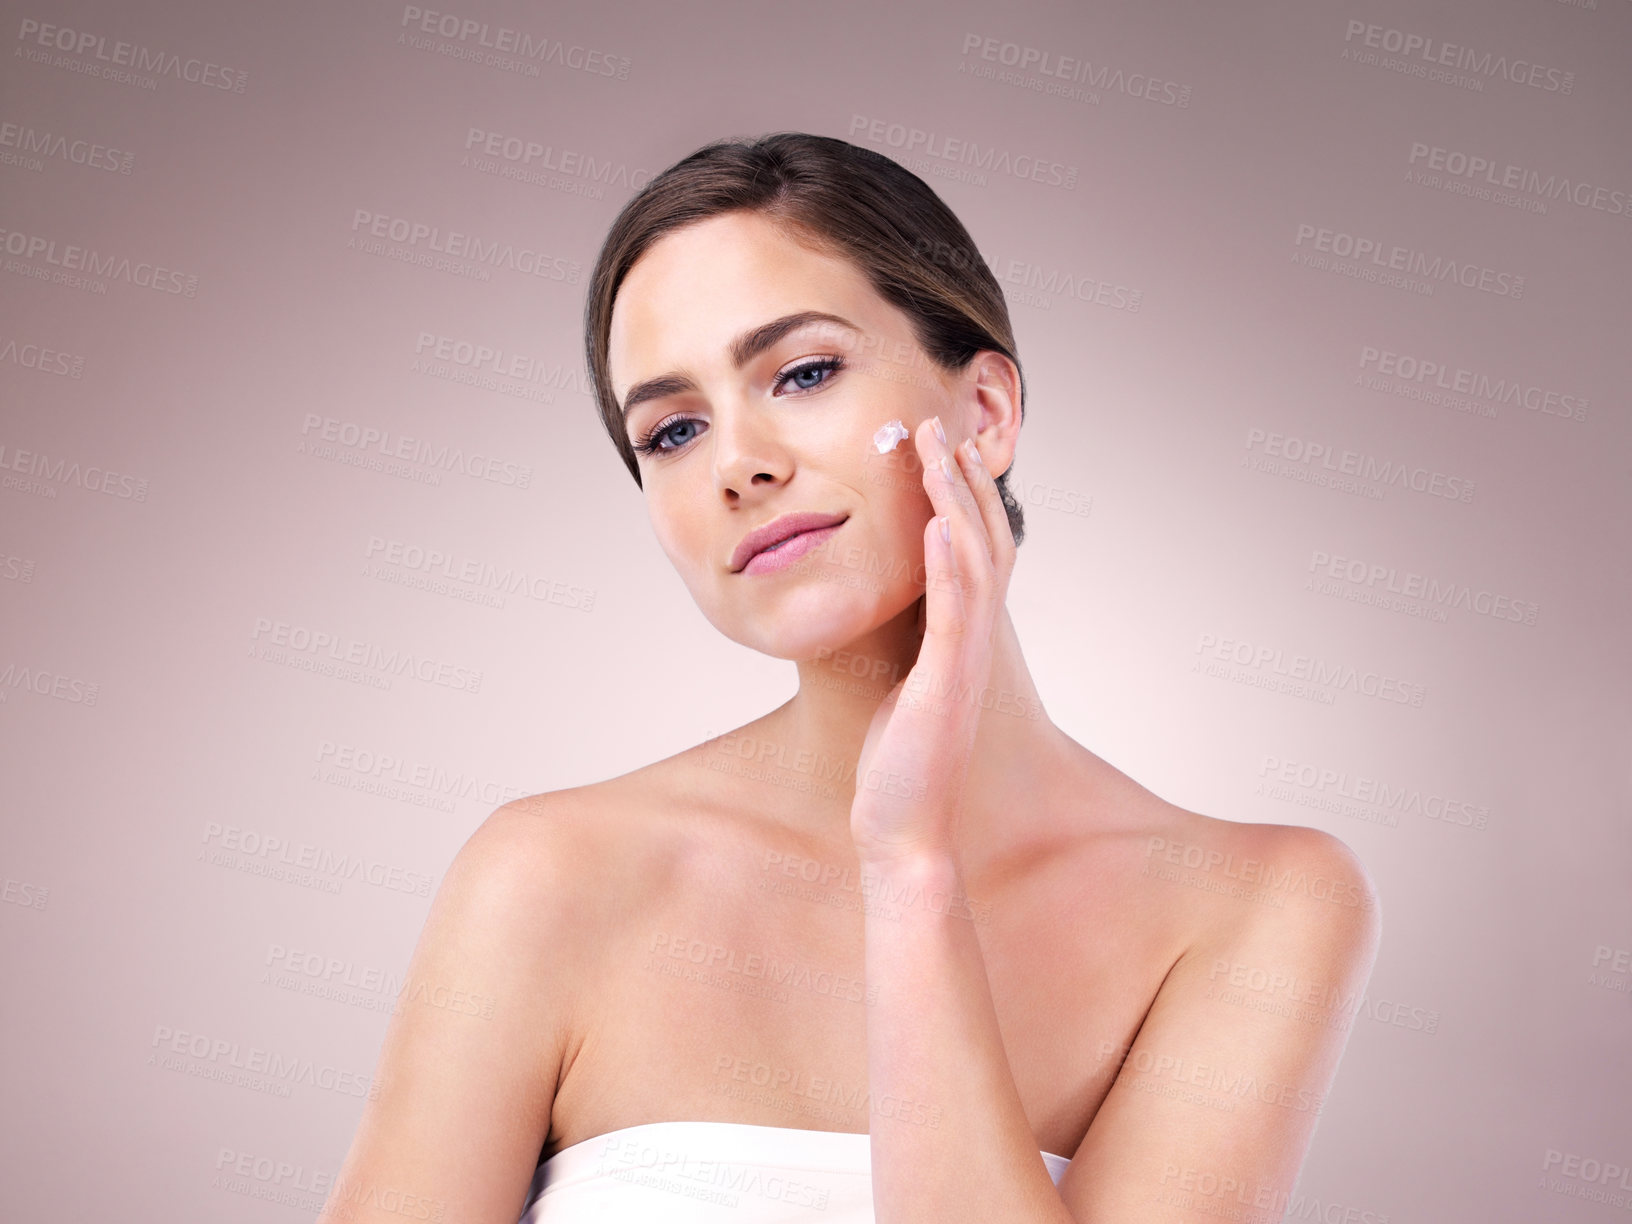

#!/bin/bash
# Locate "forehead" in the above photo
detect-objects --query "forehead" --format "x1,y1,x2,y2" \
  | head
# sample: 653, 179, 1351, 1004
607, 211, 887, 393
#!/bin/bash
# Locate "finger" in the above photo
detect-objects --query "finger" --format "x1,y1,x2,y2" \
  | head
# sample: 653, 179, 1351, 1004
954, 436, 1016, 578
915, 419, 991, 592
913, 511, 987, 753
914, 418, 980, 519
922, 509, 969, 646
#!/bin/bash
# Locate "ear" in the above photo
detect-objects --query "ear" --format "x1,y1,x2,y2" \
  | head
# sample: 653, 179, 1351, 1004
963, 351, 1022, 480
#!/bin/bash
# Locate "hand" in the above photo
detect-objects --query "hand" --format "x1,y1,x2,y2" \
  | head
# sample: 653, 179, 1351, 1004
850, 416, 1018, 866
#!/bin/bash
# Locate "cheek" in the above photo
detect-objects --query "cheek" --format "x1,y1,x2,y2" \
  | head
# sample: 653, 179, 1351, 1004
869, 449, 934, 530
649, 491, 707, 574
851, 478, 931, 586
650, 492, 743, 619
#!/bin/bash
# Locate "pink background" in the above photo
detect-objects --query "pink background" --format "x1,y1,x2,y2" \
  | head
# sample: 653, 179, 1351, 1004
2, 0, 1628, 1219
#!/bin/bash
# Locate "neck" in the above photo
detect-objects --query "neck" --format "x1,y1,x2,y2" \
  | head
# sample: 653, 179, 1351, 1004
763, 597, 1073, 865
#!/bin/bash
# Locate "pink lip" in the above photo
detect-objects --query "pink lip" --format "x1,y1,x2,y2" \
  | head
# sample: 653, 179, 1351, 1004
731, 512, 849, 574
741, 523, 846, 575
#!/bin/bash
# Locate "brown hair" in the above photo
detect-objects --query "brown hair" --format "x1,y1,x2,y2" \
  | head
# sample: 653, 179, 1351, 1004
583, 131, 1027, 545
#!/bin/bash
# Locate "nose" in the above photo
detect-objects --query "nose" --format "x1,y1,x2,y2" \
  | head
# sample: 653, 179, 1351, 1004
710, 401, 792, 501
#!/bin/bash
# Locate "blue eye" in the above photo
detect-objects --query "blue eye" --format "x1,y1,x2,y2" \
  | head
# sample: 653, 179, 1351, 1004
631, 415, 701, 456
630, 356, 846, 458
773, 356, 844, 394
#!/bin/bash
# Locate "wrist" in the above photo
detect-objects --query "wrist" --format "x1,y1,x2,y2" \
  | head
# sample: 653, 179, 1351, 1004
856, 844, 961, 881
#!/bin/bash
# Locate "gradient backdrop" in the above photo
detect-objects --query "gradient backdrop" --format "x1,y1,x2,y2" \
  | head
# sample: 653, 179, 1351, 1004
2, 0, 1629, 1220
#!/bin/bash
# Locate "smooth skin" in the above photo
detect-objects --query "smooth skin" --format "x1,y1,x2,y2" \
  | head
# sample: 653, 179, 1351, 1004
319, 210, 1381, 1223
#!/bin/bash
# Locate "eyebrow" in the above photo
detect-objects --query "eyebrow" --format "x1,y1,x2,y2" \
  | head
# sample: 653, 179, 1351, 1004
618, 310, 860, 419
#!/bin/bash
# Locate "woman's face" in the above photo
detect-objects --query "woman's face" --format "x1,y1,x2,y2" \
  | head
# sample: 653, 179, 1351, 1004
607, 209, 1008, 661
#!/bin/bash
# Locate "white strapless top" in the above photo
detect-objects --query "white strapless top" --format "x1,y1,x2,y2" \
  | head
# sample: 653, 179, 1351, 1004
518, 1120, 1071, 1222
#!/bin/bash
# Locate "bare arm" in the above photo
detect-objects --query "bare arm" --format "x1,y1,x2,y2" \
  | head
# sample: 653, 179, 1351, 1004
315, 795, 595, 1224
863, 823, 1380, 1224
1058, 824, 1382, 1221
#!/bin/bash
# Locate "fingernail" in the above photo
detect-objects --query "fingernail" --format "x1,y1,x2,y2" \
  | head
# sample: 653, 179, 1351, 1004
939, 454, 955, 481
931, 416, 946, 444
938, 515, 950, 543
965, 439, 984, 467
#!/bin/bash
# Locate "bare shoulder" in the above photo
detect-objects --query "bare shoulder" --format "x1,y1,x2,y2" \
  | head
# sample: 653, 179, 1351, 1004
447, 787, 606, 937
1064, 742, 1382, 963
1148, 803, 1383, 966
472, 784, 607, 881
315, 783, 665, 1224
405, 785, 638, 1060
469, 778, 680, 940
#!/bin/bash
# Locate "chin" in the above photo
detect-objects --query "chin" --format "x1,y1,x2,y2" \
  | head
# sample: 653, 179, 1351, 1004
710, 580, 918, 663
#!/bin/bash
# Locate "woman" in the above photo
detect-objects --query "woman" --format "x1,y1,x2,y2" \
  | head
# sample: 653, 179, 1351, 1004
319, 132, 1381, 1224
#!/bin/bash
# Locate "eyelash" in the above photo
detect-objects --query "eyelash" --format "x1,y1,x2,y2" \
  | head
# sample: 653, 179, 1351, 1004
631, 356, 847, 457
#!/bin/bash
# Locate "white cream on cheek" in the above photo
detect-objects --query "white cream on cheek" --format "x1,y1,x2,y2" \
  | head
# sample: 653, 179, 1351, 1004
872, 419, 909, 454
